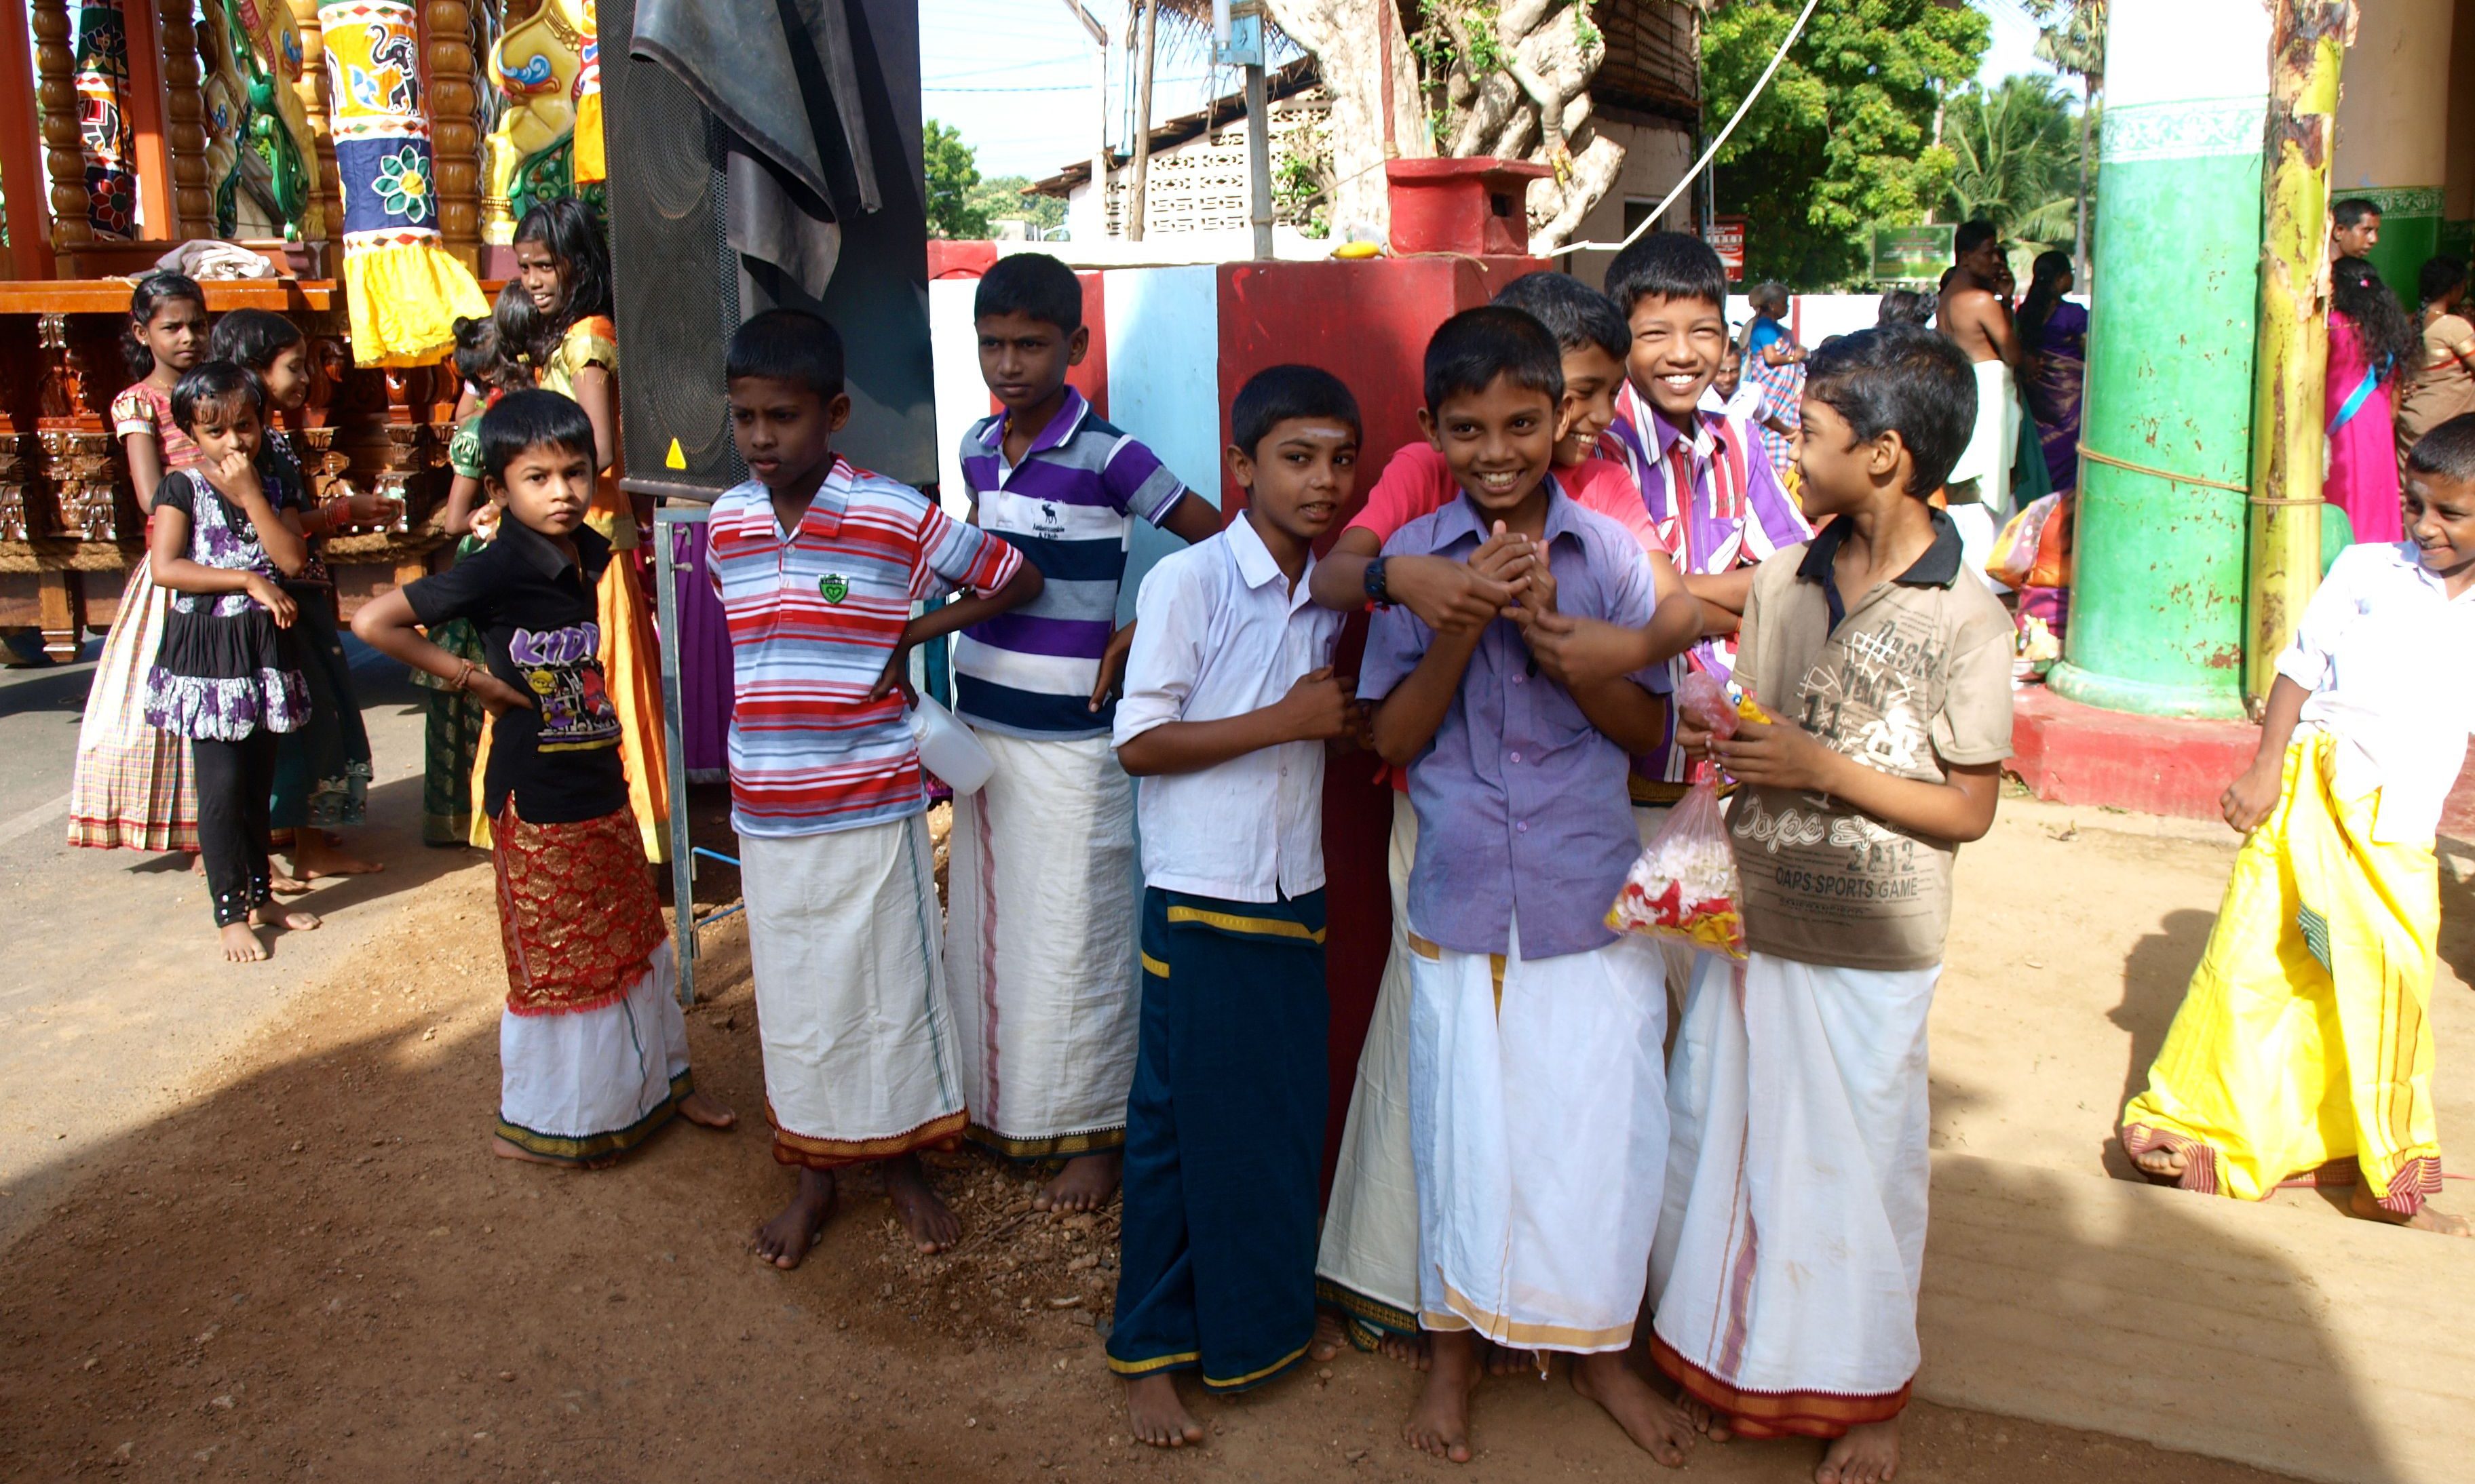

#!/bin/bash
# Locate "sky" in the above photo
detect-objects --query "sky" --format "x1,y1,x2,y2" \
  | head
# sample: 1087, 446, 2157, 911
920, 0, 2067, 183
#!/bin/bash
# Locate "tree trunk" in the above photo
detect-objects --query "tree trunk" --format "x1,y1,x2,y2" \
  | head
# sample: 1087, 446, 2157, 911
1129, 1, 1155, 241
1263, 0, 1428, 240
2075, 75, 2092, 290
2245, 0, 2349, 707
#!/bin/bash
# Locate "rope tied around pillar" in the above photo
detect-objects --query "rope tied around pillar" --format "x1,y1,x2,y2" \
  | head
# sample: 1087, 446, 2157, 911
2075, 443, 2252, 496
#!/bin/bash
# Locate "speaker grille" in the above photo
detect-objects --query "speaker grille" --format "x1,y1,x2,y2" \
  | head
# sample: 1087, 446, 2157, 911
601, 0, 738, 494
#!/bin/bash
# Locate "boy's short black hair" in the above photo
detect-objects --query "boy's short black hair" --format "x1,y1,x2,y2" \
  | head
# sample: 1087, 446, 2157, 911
477, 389, 597, 486
1491, 272, 1630, 364
1954, 219, 1997, 258
1875, 288, 1937, 328
1603, 231, 1726, 317
2407, 412, 2475, 482
2419, 254, 2467, 307
1803, 326, 1976, 499
170, 361, 265, 433
2333, 197, 2381, 229
726, 309, 847, 398
1423, 306, 1564, 414
974, 252, 1083, 334
1231, 364, 1362, 456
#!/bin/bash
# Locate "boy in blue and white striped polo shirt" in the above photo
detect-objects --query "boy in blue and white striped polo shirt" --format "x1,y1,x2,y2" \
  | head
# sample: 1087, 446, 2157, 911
947, 252, 1224, 1213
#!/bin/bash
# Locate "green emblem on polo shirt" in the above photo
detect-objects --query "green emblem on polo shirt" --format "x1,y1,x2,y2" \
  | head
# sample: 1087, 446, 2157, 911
819, 573, 849, 604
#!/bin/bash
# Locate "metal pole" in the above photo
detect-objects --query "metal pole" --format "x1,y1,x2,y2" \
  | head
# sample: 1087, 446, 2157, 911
653, 505, 699, 1006
2245, 0, 2349, 709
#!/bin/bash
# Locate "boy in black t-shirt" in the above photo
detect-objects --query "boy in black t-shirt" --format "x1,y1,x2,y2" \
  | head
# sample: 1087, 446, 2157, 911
354, 391, 735, 1166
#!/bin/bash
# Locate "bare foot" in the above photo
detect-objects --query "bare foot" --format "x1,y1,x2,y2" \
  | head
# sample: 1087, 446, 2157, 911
1035, 1151, 1122, 1213
250, 903, 321, 935
293, 832, 384, 879
2131, 1143, 2185, 1180
882, 1154, 961, 1253
1126, 1373, 1205, 1447
1379, 1329, 1434, 1371
1311, 1309, 1347, 1363
677, 1091, 736, 1130
1402, 1329, 1478, 1464
1485, 1341, 1543, 1378
268, 872, 312, 895
1571, 1350, 1692, 1467
2349, 1182, 2474, 1234
1816, 1418, 1900, 1484
218, 922, 269, 963
1679, 1390, 1734, 1442
751, 1167, 836, 1269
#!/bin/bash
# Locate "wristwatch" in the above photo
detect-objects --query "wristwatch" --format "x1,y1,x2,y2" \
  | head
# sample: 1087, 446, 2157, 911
1363, 555, 1393, 608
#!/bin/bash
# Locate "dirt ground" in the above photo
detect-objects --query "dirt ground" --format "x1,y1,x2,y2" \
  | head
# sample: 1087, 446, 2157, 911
0, 795, 2349, 1483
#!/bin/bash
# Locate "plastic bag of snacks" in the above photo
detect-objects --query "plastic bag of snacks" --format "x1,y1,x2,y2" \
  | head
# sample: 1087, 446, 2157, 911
1606, 673, 1769, 957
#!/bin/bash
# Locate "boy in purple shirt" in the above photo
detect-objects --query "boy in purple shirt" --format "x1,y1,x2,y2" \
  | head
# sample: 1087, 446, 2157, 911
1361, 307, 1691, 1468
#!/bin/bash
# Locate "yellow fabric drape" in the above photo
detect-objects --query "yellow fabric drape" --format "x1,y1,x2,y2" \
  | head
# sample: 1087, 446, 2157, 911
2122, 730, 2443, 1213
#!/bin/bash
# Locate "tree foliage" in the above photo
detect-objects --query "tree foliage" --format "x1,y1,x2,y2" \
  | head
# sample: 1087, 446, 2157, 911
1941, 75, 2083, 249
924, 119, 990, 241
1704, 0, 1989, 288
970, 176, 1067, 236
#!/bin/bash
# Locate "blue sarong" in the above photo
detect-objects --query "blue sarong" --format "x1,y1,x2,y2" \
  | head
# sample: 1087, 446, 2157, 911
1107, 886, 1328, 1392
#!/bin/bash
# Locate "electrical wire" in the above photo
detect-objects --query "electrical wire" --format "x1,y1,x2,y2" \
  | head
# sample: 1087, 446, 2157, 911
1558, 0, 1824, 255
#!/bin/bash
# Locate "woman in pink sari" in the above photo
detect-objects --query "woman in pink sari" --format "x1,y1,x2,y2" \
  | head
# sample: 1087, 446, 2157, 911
2325, 256, 2418, 545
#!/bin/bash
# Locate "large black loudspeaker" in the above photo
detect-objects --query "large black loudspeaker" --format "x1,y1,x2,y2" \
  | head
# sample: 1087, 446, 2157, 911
601, 0, 935, 496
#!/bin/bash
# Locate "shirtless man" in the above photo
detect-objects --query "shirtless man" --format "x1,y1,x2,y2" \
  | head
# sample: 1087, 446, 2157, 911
1936, 220, 2020, 576
2332, 197, 2381, 261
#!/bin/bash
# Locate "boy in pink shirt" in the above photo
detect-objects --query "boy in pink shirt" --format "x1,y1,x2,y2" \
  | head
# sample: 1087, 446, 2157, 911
1307, 271, 1698, 1365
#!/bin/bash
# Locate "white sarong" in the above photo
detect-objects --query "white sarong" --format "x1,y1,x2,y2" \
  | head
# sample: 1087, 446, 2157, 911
1408, 921, 1669, 1352
496, 948, 691, 1161
1650, 951, 1936, 1437
945, 728, 1139, 1158
1314, 792, 1422, 1337
743, 815, 967, 1166
1946, 358, 2019, 520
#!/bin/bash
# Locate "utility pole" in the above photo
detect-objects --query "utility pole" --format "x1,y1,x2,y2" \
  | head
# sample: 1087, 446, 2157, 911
1062, 0, 1112, 239
1129, 0, 1156, 241
1214, 0, 1272, 258
2246, 0, 2351, 708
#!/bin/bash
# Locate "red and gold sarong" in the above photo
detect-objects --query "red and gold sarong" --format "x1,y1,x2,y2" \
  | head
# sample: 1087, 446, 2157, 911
492, 801, 666, 1017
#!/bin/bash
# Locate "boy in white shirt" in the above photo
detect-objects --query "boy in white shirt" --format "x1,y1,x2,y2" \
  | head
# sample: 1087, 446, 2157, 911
2123, 414, 2475, 1238
1105, 366, 1362, 1445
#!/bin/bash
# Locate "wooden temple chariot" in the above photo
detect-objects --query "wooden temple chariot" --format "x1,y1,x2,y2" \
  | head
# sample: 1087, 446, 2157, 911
0, 0, 597, 660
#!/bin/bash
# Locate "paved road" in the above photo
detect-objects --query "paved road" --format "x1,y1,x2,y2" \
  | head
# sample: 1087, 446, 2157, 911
0, 644, 481, 1249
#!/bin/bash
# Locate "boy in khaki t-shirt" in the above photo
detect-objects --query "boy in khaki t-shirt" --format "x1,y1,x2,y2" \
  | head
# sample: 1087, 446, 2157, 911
1648, 326, 2012, 1484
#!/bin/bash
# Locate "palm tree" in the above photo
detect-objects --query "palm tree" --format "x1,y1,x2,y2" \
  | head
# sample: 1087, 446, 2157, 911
2032, 0, 2105, 286
1942, 75, 2081, 249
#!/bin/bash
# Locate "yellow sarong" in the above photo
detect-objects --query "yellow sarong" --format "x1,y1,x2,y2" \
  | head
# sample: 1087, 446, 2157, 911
2122, 729, 2442, 1214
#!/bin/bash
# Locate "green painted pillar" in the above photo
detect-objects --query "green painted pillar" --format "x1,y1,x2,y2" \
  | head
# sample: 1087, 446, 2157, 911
2048, 0, 2267, 721
2332, 0, 2454, 302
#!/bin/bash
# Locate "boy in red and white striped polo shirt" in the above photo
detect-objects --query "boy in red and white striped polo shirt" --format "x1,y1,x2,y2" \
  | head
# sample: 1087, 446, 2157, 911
708, 310, 1043, 1267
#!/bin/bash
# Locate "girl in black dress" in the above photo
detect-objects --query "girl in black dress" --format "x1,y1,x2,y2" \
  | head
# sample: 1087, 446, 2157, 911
141, 362, 324, 962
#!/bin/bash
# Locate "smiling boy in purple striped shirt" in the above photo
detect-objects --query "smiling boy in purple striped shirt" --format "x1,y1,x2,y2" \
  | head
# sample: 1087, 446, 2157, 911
945, 253, 1225, 1214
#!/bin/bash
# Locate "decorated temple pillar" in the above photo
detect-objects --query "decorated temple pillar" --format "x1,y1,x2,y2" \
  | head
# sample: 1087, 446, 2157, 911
287, 0, 345, 258
159, 0, 212, 239
2330, 0, 2454, 301
33, 0, 94, 256
427, 0, 484, 268
2047, 0, 2269, 721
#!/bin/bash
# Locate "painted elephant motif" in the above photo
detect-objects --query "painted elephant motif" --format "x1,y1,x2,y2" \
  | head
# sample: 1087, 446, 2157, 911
482, 0, 591, 239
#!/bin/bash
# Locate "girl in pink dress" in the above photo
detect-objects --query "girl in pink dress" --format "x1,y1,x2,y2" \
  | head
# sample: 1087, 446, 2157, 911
2325, 256, 2419, 545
